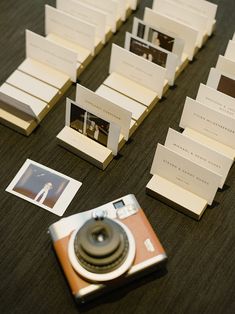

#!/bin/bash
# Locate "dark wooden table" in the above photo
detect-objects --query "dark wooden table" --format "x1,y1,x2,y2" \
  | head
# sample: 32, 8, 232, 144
1, 1, 235, 313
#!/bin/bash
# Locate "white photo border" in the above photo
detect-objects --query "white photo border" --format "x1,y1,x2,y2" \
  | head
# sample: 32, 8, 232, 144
6, 159, 82, 216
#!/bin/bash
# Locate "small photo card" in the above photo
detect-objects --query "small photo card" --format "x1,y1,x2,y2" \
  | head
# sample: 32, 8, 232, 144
66, 98, 121, 155
144, 8, 198, 61
132, 17, 184, 64
207, 68, 235, 99
6, 159, 82, 216
125, 32, 178, 85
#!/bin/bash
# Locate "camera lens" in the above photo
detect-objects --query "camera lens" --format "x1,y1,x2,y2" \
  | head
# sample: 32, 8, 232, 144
74, 218, 129, 274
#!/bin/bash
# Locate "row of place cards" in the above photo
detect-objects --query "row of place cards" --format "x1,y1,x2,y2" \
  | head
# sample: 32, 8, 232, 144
0, 0, 138, 136
147, 30, 235, 220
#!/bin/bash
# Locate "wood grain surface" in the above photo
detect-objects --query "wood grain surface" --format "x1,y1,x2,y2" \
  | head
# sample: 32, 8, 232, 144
0, 1, 235, 313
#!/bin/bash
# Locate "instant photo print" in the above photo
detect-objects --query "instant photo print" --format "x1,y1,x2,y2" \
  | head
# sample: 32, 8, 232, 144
6, 159, 82, 216
143, 8, 198, 61
132, 17, 185, 66
124, 32, 178, 85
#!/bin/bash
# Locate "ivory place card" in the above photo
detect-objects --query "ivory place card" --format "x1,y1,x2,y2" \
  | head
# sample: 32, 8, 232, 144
165, 128, 233, 188
196, 83, 235, 119
207, 68, 235, 99
144, 8, 198, 60
147, 144, 221, 219
132, 17, 185, 66
216, 55, 235, 79
153, 0, 217, 36
151, 0, 208, 47
75, 84, 132, 141
125, 32, 178, 85
45, 5, 96, 62
26, 30, 77, 82
179, 97, 235, 159
224, 40, 235, 62
108, 43, 166, 99
57, 0, 108, 45
78, 0, 118, 32
6, 159, 82, 216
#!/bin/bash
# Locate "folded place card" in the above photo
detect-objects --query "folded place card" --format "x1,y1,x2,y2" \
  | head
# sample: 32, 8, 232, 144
125, 32, 178, 85
216, 55, 235, 78
196, 83, 235, 119
132, 17, 185, 66
207, 68, 235, 99
179, 97, 235, 153
147, 143, 221, 219
45, 5, 96, 58
153, 0, 217, 36
75, 84, 132, 141
57, 0, 107, 44
144, 8, 198, 60
224, 40, 235, 62
26, 30, 77, 82
165, 128, 233, 188
109, 44, 166, 98
152, 0, 208, 47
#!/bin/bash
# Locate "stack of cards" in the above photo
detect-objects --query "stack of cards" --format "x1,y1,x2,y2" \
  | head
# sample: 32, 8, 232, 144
0, 1, 138, 136
147, 31, 235, 220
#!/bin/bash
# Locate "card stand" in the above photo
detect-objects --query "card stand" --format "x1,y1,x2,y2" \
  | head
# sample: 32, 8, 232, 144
146, 175, 207, 220
96, 83, 159, 133
97, 72, 161, 133
57, 126, 125, 170
0, 101, 38, 136
183, 128, 235, 161
0, 65, 71, 136
45, 33, 94, 77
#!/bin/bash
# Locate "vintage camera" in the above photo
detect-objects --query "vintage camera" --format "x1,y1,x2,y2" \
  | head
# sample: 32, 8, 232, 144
49, 194, 167, 304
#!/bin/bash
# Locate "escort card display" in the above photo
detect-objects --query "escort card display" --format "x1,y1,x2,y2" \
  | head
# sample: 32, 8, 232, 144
146, 32, 235, 220
0, 1, 137, 135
